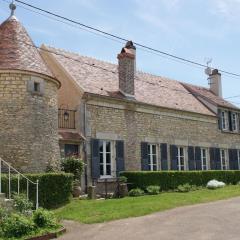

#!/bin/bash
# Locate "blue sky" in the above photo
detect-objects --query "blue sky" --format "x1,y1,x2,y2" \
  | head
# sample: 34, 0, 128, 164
0, 0, 240, 104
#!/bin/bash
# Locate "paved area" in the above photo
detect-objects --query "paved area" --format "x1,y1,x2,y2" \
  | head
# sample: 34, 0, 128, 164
58, 197, 240, 240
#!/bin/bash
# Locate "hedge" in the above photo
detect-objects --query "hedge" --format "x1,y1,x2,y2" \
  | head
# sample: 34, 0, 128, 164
1, 173, 73, 209
121, 171, 240, 191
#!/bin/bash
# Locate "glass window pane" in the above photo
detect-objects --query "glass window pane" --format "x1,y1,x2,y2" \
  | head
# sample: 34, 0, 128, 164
180, 147, 184, 156
106, 141, 111, 152
148, 145, 150, 154
106, 165, 111, 175
99, 141, 103, 152
152, 155, 157, 164
152, 145, 156, 154
100, 165, 104, 175
100, 153, 103, 163
153, 165, 157, 171
106, 153, 111, 164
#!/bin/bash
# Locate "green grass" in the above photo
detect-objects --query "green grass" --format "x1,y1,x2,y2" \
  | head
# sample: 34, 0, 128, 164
55, 185, 240, 224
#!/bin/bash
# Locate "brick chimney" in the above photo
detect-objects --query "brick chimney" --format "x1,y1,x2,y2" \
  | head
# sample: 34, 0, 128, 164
117, 41, 136, 98
209, 69, 222, 97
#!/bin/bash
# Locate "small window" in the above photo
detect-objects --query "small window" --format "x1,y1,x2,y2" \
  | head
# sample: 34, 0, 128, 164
220, 149, 228, 170
177, 146, 185, 171
232, 112, 238, 131
201, 148, 208, 170
34, 82, 40, 92
148, 144, 158, 171
221, 111, 228, 130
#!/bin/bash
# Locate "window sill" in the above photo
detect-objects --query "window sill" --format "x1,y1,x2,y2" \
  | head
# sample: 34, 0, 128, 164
98, 176, 117, 182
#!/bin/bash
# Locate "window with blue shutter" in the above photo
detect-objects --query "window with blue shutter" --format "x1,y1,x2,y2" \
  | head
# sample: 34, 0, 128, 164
195, 147, 202, 170
91, 139, 100, 179
215, 148, 221, 170
229, 149, 238, 170
210, 148, 216, 170
188, 146, 195, 170
170, 145, 178, 170
116, 140, 125, 176
218, 109, 222, 130
141, 142, 149, 170
228, 111, 233, 131
161, 143, 168, 170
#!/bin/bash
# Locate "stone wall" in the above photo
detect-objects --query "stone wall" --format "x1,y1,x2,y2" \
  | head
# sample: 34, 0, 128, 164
0, 71, 60, 172
85, 96, 240, 183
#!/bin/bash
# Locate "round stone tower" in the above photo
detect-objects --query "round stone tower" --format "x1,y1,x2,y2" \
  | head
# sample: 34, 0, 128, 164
0, 4, 61, 172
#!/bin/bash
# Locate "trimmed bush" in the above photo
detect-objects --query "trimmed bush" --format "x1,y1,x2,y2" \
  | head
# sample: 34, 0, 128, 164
121, 171, 240, 191
146, 185, 160, 195
33, 208, 58, 228
128, 188, 144, 197
1, 173, 73, 209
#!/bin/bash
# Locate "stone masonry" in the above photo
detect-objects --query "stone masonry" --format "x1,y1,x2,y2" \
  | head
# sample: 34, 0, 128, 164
0, 71, 60, 172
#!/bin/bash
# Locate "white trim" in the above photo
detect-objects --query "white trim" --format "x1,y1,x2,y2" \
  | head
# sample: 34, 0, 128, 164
148, 144, 158, 171
177, 146, 186, 171
232, 112, 238, 132
220, 149, 228, 170
221, 111, 228, 130
200, 148, 208, 170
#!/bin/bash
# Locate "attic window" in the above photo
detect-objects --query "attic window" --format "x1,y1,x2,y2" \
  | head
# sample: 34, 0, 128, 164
34, 82, 40, 92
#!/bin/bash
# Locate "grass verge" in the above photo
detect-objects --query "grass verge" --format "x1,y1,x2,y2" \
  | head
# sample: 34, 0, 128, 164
55, 185, 240, 224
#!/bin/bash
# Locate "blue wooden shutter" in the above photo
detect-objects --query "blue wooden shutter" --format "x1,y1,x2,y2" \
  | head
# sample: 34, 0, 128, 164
228, 111, 233, 131
188, 146, 195, 170
116, 140, 125, 176
141, 142, 149, 171
218, 109, 222, 130
170, 145, 178, 170
91, 139, 100, 179
161, 143, 168, 170
229, 149, 238, 170
210, 148, 215, 169
215, 148, 221, 170
195, 147, 202, 170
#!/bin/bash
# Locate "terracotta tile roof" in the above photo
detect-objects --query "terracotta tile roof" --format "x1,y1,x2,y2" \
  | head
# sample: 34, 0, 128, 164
182, 83, 238, 110
45, 46, 238, 116
0, 16, 54, 78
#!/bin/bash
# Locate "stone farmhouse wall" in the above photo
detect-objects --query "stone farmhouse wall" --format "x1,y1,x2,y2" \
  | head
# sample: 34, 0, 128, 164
0, 71, 60, 172
84, 95, 240, 184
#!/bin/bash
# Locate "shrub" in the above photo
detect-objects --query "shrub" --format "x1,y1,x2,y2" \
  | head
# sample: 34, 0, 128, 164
146, 185, 160, 195
121, 171, 240, 191
128, 188, 144, 197
1, 213, 35, 238
207, 180, 225, 189
13, 193, 33, 214
61, 156, 84, 181
177, 183, 192, 192
119, 176, 127, 183
1, 173, 74, 209
0, 208, 8, 223
33, 208, 58, 228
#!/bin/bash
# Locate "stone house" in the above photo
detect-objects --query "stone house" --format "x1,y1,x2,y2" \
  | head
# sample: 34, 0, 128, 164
1, 6, 240, 191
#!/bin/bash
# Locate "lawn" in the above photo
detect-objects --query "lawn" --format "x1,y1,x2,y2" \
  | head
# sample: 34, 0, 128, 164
55, 185, 240, 224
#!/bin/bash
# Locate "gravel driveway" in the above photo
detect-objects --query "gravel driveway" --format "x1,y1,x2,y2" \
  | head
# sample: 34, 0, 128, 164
58, 197, 240, 240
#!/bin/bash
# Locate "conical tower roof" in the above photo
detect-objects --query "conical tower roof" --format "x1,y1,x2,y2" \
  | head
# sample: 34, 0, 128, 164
0, 8, 54, 78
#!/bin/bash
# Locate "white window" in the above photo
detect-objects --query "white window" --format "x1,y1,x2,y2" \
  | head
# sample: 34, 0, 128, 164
99, 140, 112, 177
238, 150, 240, 170
177, 147, 185, 171
201, 148, 208, 170
232, 112, 238, 131
148, 144, 158, 171
221, 111, 228, 130
220, 149, 228, 170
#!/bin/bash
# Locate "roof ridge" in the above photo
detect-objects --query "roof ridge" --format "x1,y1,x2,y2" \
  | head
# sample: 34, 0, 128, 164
44, 45, 117, 67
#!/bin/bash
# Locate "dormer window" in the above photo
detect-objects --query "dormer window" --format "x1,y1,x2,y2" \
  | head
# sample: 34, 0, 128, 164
231, 112, 238, 131
221, 111, 228, 130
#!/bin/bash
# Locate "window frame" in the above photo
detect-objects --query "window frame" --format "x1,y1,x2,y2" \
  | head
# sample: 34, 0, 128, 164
221, 111, 228, 130
200, 148, 208, 170
177, 146, 186, 171
147, 144, 158, 171
220, 149, 228, 170
231, 112, 238, 132
99, 140, 114, 178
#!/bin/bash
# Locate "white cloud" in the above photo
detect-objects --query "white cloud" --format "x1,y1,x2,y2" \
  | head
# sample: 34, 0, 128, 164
210, 0, 240, 20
